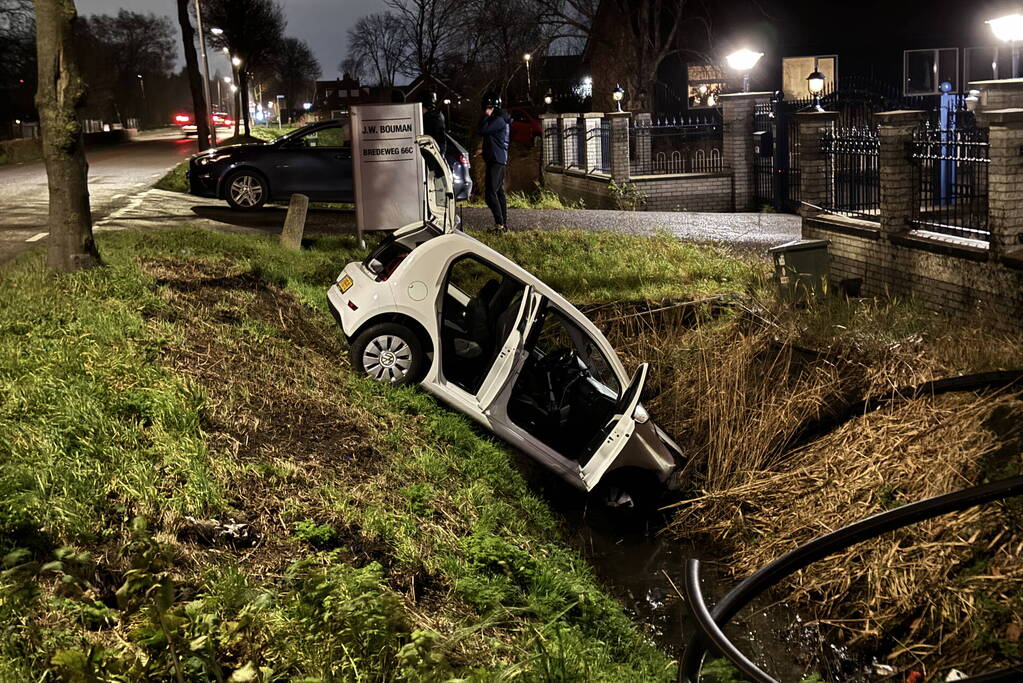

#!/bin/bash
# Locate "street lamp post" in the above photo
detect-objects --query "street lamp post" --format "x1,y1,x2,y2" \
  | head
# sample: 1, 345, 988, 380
443, 97, 451, 120
136, 73, 146, 127
725, 48, 764, 93
987, 14, 1023, 78
276, 94, 285, 128
544, 89, 553, 114
523, 53, 532, 103
194, 0, 216, 146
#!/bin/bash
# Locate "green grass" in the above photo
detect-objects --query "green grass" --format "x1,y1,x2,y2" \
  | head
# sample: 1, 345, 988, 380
0, 138, 43, 166
470, 228, 761, 303
0, 229, 677, 681
154, 160, 189, 193
466, 186, 585, 210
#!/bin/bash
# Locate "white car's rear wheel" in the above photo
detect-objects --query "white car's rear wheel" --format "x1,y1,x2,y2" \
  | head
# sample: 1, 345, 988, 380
349, 323, 423, 385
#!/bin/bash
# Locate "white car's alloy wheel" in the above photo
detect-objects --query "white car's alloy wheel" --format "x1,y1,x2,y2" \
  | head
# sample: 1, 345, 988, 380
362, 334, 413, 382
229, 175, 264, 208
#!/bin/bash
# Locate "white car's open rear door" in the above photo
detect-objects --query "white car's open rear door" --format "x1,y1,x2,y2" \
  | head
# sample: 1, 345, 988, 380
476, 287, 543, 412
579, 363, 649, 490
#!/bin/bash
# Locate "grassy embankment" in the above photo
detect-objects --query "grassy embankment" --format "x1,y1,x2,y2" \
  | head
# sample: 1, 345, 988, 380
0, 228, 753, 681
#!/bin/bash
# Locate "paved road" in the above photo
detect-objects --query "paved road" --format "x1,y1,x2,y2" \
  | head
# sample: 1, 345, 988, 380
0, 128, 199, 262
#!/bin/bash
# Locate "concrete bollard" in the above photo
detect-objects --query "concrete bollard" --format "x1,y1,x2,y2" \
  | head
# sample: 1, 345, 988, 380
280, 193, 309, 251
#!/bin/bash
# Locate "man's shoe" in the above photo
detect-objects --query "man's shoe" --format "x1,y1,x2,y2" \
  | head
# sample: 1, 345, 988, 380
491, 224, 506, 233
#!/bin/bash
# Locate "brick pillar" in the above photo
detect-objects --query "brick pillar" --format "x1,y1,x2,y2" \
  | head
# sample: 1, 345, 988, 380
607, 111, 631, 182
720, 92, 772, 211
559, 113, 578, 169
583, 112, 603, 172
876, 110, 926, 235
634, 112, 652, 172
540, 113, 559, 166
793, 111, 839, 217
979, 108, 1023, 255
972, 78, 1023, 112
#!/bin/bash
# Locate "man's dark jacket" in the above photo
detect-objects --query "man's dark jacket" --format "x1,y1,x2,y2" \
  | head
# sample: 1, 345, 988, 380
479, 109, 512, 165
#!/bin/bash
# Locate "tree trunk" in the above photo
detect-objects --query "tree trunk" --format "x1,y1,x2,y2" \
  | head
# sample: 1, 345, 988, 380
239, 68, 251, 136
34, 0, 101, 272
176, 0, 210, 150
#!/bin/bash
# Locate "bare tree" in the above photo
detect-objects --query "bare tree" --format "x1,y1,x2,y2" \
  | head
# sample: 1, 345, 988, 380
345, 12, 406, 87
0, 0, 35, 88
34, 0, 100, 271
339, 57, 365, 82
271, 37, 321, 123
385, 0, 460, 78
203, 0, 286, 136
176, 0, 209, 149
76, 10, 176, 127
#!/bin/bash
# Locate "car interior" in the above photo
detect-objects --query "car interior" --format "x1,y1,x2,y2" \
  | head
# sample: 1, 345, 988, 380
286, 124, 350, 148
506, 309, 624, 463
441, 257, 526, 394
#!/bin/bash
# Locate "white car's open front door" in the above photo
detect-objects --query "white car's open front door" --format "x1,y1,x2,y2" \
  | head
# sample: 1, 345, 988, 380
475, 287, 543, 412
579, 363, 649, 490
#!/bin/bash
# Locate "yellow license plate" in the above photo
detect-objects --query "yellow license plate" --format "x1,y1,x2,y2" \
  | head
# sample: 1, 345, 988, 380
338, 275, 353, 293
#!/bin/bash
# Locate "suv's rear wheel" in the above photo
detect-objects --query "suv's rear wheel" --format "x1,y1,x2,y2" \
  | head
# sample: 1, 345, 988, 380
225, 170, 268, 210
349, 323, 424, 385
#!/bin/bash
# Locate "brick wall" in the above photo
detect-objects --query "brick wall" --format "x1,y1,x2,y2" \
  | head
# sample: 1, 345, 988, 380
542, 169, 615, 209
631, 173, 733, 212
803, 217, 1023, 326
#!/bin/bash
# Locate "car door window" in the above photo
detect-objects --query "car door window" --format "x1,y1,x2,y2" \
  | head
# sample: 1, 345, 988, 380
291, 124, 350, 148
440, 256, 524, 394
507, 308, 622, 460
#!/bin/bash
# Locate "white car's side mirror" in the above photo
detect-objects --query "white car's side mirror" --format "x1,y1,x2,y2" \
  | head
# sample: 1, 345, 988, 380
367, 258, 384, 275
632, 403, 649, 424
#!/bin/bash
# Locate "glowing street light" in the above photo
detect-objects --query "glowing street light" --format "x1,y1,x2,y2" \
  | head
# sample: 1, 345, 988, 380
612, 84, 625, 112
232, 56, 242, 67
807, 69, 826, 111
725, 48, 764, 92
988, 14, 1023, 77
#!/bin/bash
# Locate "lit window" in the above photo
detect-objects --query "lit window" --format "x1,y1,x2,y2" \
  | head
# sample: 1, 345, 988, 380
904, 48, 958, 95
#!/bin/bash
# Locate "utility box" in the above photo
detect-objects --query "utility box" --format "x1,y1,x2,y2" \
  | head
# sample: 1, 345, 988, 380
768, 239, 830, 303
753, 129, 773, 157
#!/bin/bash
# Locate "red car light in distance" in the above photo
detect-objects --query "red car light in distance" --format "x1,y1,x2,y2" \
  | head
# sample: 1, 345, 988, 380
174, 114, 191, 124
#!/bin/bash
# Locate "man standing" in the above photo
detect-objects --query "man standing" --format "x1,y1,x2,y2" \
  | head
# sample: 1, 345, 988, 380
420, 90, 446, 156
478, 92, 511, 232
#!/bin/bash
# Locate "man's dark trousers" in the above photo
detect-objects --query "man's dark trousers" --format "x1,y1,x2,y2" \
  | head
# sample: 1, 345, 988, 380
485, 162, 507, 227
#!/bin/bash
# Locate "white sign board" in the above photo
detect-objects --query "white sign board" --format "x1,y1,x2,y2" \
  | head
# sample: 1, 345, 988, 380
351, 103, 425, 240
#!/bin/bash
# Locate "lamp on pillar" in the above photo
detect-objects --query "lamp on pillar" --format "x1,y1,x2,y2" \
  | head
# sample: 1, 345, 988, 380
807, 70, 826, 111
612, 84, 625, 112
725, 48, 764, 92
987, 14, 1023, 78
544, 89, 554, 114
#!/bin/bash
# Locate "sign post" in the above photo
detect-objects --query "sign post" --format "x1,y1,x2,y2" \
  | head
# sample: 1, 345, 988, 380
351, 103, 425, 248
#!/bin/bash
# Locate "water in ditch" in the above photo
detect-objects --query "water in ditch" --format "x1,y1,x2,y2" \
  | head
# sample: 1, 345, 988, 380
527, 471, 878, 683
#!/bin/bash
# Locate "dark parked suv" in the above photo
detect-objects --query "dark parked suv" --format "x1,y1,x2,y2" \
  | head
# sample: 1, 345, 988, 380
187, 119, 472, 210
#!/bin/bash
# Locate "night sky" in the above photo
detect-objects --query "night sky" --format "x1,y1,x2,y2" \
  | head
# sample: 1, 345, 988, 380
76, 0, 389, 80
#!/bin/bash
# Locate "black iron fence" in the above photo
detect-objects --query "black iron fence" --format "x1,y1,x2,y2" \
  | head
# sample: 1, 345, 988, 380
821, 126, 881, 220
543, 124, 562, 167
911, 124, 990, 241
586, 119, 611, 174
629, 114, 724, 175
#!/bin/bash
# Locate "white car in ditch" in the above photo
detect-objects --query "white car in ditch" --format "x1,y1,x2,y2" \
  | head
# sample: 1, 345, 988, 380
326, 136, 684, 497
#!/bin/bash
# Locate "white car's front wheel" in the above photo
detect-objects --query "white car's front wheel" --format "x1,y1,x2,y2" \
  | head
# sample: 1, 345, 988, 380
349, 323, 423, 385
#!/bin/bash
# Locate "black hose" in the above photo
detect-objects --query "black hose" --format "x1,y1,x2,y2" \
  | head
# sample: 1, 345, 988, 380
679, 476, 1023, 683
